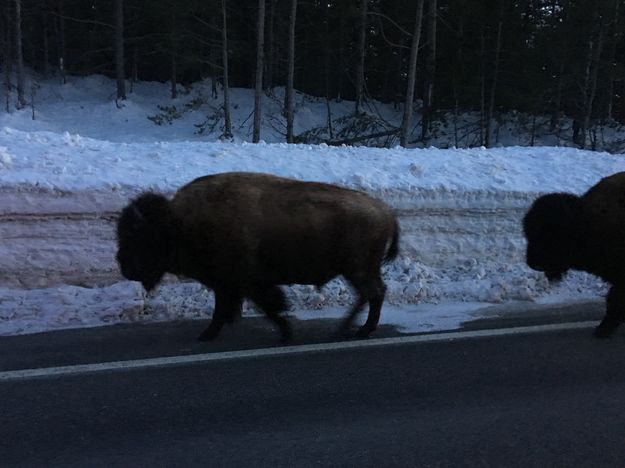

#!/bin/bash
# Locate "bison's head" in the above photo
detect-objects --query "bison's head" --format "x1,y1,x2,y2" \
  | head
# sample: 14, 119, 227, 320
116, 193, 173, 292
522, 192, 582, 282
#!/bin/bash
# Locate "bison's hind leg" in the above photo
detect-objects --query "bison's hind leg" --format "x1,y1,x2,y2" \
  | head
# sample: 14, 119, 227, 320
357, 277, 387, 338
249, 286, 292, 343
595, 285, 625, 339
341, 273, 387, 338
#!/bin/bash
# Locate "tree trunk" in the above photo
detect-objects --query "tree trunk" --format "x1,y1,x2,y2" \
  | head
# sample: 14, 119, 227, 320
324, 4, 334, 140
14, 0, 26, 109
479, 24, 485, 146
354, 0, 368, 114
252, 0, 266, 143
221, 0, 232, 139
264, 0, 276, 91
209, 15, 218, 99
452, 10, 465, 147
580, 18, 605, 149
393, 36, 405, 110
170, 56, 177, 99
58, 0, 66, 84
30, 81, 37, 120
399, 0, 425, 148
4, 0, 12, 113
115, 0, 126, 101
606, 0, 620, 120
337, 16, 345, 101
170, 3, 177, 99
285, 0, 298, 143
131, 47, 138, 86
550, 58, 566, 134
42, 5, 50, 77
550, 0, 570, 134
485, 2, 504, 148
421, 0, 437, 143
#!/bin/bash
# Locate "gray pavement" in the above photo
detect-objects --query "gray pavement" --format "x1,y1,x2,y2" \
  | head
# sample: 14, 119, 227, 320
0, 300, 605, 373
2, 323, 625, 467
463, 299, 604, 329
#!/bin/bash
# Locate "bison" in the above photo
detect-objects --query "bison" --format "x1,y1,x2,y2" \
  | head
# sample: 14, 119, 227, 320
116, 172, 399, 342
523, 171, 625, 338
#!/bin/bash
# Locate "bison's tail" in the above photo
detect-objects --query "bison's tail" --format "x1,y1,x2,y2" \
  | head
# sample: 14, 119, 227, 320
383, 220, 400, 264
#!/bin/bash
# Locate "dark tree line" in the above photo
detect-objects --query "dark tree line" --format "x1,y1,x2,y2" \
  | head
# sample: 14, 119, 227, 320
1, 0, 624, 148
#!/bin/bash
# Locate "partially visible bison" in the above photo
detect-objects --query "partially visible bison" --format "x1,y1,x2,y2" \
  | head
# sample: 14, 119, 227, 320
523, 172, 625, 338
116, 172, 399, 342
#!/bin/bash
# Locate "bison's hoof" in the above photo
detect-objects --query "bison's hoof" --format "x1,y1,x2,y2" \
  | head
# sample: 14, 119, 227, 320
335, 326, 352, 340
356, 326, 374, 339
198, 327, 221, 342
594, 316, 623, 339
594, 324, 617, 339
225, 312, 241, 324
279, 328, 293, 344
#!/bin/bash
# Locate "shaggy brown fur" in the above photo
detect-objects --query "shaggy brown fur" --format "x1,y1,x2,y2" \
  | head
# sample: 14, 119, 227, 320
117, 172, 399, 342
523, 172, 625, 338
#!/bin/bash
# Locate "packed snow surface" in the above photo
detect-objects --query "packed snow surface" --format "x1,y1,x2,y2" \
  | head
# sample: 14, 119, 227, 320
0, 76, 622, 336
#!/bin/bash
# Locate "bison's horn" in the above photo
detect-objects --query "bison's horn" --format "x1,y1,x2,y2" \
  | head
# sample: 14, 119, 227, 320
131, 204, 145, 224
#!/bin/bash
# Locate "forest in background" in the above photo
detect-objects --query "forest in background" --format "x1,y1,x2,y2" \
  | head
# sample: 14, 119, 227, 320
1, 0, 624, 149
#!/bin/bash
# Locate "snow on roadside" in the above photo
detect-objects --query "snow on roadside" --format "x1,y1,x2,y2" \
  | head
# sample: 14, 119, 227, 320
0, 126, 620, 335
1, 126, 624, 195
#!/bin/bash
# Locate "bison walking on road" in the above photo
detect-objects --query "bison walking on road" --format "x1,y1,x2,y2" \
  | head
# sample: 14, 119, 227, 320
523, 172, 625, 338
116, 172, 399, 342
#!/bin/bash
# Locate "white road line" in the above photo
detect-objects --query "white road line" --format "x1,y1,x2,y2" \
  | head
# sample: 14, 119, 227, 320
0, 321, 597, 382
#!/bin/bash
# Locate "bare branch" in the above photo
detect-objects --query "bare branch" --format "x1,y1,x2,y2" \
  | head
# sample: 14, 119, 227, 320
50, 11, 114, 29
367, 11, 413, 37
192, 14, 222, 33
375, 15, 412, 50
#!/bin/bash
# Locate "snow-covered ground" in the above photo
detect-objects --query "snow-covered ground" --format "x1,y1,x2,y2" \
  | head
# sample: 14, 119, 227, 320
0, 75, 622, 336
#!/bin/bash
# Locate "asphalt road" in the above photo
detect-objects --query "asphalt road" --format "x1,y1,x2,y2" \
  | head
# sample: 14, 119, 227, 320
2, 321, 625, 467
0, 300, 604, 372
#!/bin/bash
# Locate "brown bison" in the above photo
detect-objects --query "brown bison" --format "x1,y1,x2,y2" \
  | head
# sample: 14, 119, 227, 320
116, 172, 399, 342
523, 172, 625, 338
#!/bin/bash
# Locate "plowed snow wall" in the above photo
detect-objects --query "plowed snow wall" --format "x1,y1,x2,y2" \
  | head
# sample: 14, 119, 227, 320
0, 187, 531, 289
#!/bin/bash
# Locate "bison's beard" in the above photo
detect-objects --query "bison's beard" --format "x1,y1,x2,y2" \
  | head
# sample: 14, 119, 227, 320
545, 270, 566, 283
118, 260, 163, 292
141, 272, 163, 292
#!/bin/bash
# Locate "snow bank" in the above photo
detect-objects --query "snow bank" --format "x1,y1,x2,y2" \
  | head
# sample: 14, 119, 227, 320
0, 126, 619, 335
3, 126, 624, 192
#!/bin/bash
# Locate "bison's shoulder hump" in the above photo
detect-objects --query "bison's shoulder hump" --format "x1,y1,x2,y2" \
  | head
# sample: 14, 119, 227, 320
584, 172, 625, 204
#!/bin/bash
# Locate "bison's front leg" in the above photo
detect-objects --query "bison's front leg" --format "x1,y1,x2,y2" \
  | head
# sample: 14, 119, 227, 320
198, 288, 242, 341
224, 297, 243, 324
595, 285, 625, 339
